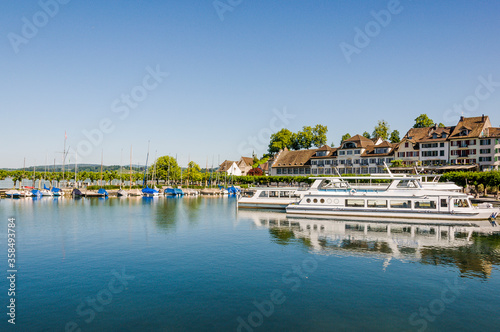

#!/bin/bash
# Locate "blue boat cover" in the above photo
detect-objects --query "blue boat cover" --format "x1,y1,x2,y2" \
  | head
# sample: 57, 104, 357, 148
98, 188, 108, 196
31, 189, 42, 197
142, 187, 159, 194
50, 187, 61, 193
44, 184, 50, 190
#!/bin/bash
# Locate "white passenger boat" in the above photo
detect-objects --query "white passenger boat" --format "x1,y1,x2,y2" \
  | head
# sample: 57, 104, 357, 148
286, 176, 499, 223
237, 187, 306, 209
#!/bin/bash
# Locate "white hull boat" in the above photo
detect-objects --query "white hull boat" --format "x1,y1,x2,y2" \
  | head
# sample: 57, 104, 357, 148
286, 176, 499, 223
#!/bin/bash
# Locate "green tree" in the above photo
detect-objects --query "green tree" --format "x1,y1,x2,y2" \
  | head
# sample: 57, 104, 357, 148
413, 114, 434, 128
153, 156, 181, 184
389, 130, 400, 143
362, 131, 371, 139
311, 124, 328, 147
185, 161, 202, 184
372, 120, 390, 139
340, 133, 351, 145
438, 123, 445, 128
268, 128, 296, 154
296, 126, 314, 149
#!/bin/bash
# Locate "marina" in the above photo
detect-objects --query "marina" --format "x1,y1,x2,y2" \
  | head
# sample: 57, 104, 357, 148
1, 196, 499, 331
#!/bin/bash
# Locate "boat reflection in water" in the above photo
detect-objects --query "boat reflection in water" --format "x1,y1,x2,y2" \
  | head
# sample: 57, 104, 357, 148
237, 210, 500, 278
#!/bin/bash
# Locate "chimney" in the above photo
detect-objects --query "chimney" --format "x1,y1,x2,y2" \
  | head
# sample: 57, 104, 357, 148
482, 114, 485, 121
460, 116, 464, 121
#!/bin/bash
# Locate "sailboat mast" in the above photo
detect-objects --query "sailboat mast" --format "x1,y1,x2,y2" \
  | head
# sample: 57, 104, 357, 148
120, 149, 123, 189
143, 141, 150, 188
100, 150, 103, 187
74, 152, 78, 188
130, 146, 133, 190
62, 131, 66, 186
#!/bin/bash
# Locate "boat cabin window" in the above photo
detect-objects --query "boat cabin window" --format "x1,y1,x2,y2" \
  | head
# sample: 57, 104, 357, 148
367, 199, 387, 208
440, 199, 448, 208
390, 200, 412, 209
414, 200, 436, 209
269, 191, 279, 198
280, 191, 291, 198
258, 191, 269, 198
396, 180, 419, 188
454, 198, 470, 208
346, 199, 365, 207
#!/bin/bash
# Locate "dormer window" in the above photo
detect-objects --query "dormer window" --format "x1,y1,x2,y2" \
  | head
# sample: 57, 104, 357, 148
316, 151, 327, 157
442, 133, 447, 138
460, 129, 469, 136
343, 142, 356, 149
432, 133, 438, 139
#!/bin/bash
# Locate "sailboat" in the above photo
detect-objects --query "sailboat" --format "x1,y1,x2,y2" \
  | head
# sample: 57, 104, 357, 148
86, 150, 108, 197
141, 142, 159, 197
117, 148, 129, 197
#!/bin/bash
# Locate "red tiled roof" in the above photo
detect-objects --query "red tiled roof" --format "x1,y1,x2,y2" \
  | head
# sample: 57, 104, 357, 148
449, 116, 491, 139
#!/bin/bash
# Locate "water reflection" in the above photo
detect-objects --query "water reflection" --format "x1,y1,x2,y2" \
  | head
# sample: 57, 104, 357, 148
238, 210, 500, 279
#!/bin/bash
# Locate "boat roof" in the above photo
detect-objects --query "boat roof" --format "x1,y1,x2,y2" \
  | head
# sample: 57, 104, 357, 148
310, 176, 422, 181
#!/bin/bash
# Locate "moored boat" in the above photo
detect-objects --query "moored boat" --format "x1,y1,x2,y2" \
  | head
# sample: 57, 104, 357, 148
237, 187, 306, 209
286, 176, 499, 223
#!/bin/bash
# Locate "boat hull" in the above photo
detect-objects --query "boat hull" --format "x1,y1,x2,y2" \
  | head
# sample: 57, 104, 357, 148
286, 205, 499, 222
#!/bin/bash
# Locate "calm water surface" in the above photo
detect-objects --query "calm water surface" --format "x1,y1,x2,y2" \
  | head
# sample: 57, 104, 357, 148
1, 196, 500, 331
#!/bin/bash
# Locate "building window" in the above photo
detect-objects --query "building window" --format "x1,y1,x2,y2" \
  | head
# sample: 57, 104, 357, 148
440, 150, 444, 156
312, 169, 318, 174
299, 168, 305, 174
480, 139, 491, 145
354, 150, 360, 154
405, 142, 409, 148
277, 169, 282, 174
480, 149, 491, 154
347, 150, 353, 155
305, 168, 310, 174
479, 157, 492, 162
339, 151, 345, 155
440, 142, 444, 147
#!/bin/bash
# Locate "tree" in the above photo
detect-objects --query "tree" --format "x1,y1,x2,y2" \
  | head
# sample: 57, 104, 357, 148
296, 126, 314, 150
362, 131, 371, 139
340, 133, 351, 145
389, 130, 400, 143
438, 123, 445, 128
311, 124, 328, 147
153, 156, 181, 184
268, 128, 296, 154
413, 114, 434, 128
372, 120, 390, 139
185, 161, 202, 184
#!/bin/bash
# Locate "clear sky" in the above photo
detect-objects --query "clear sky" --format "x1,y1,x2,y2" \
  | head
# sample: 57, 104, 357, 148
1, 0, 500, 168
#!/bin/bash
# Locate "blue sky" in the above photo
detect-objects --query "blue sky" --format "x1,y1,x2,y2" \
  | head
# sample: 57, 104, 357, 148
1, 0, 500, 168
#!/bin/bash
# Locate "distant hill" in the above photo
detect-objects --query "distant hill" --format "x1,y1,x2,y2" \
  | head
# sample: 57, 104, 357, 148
1, 164, 146, 173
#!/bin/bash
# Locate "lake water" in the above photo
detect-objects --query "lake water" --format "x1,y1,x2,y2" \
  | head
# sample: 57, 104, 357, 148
1, 196, 500, 331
